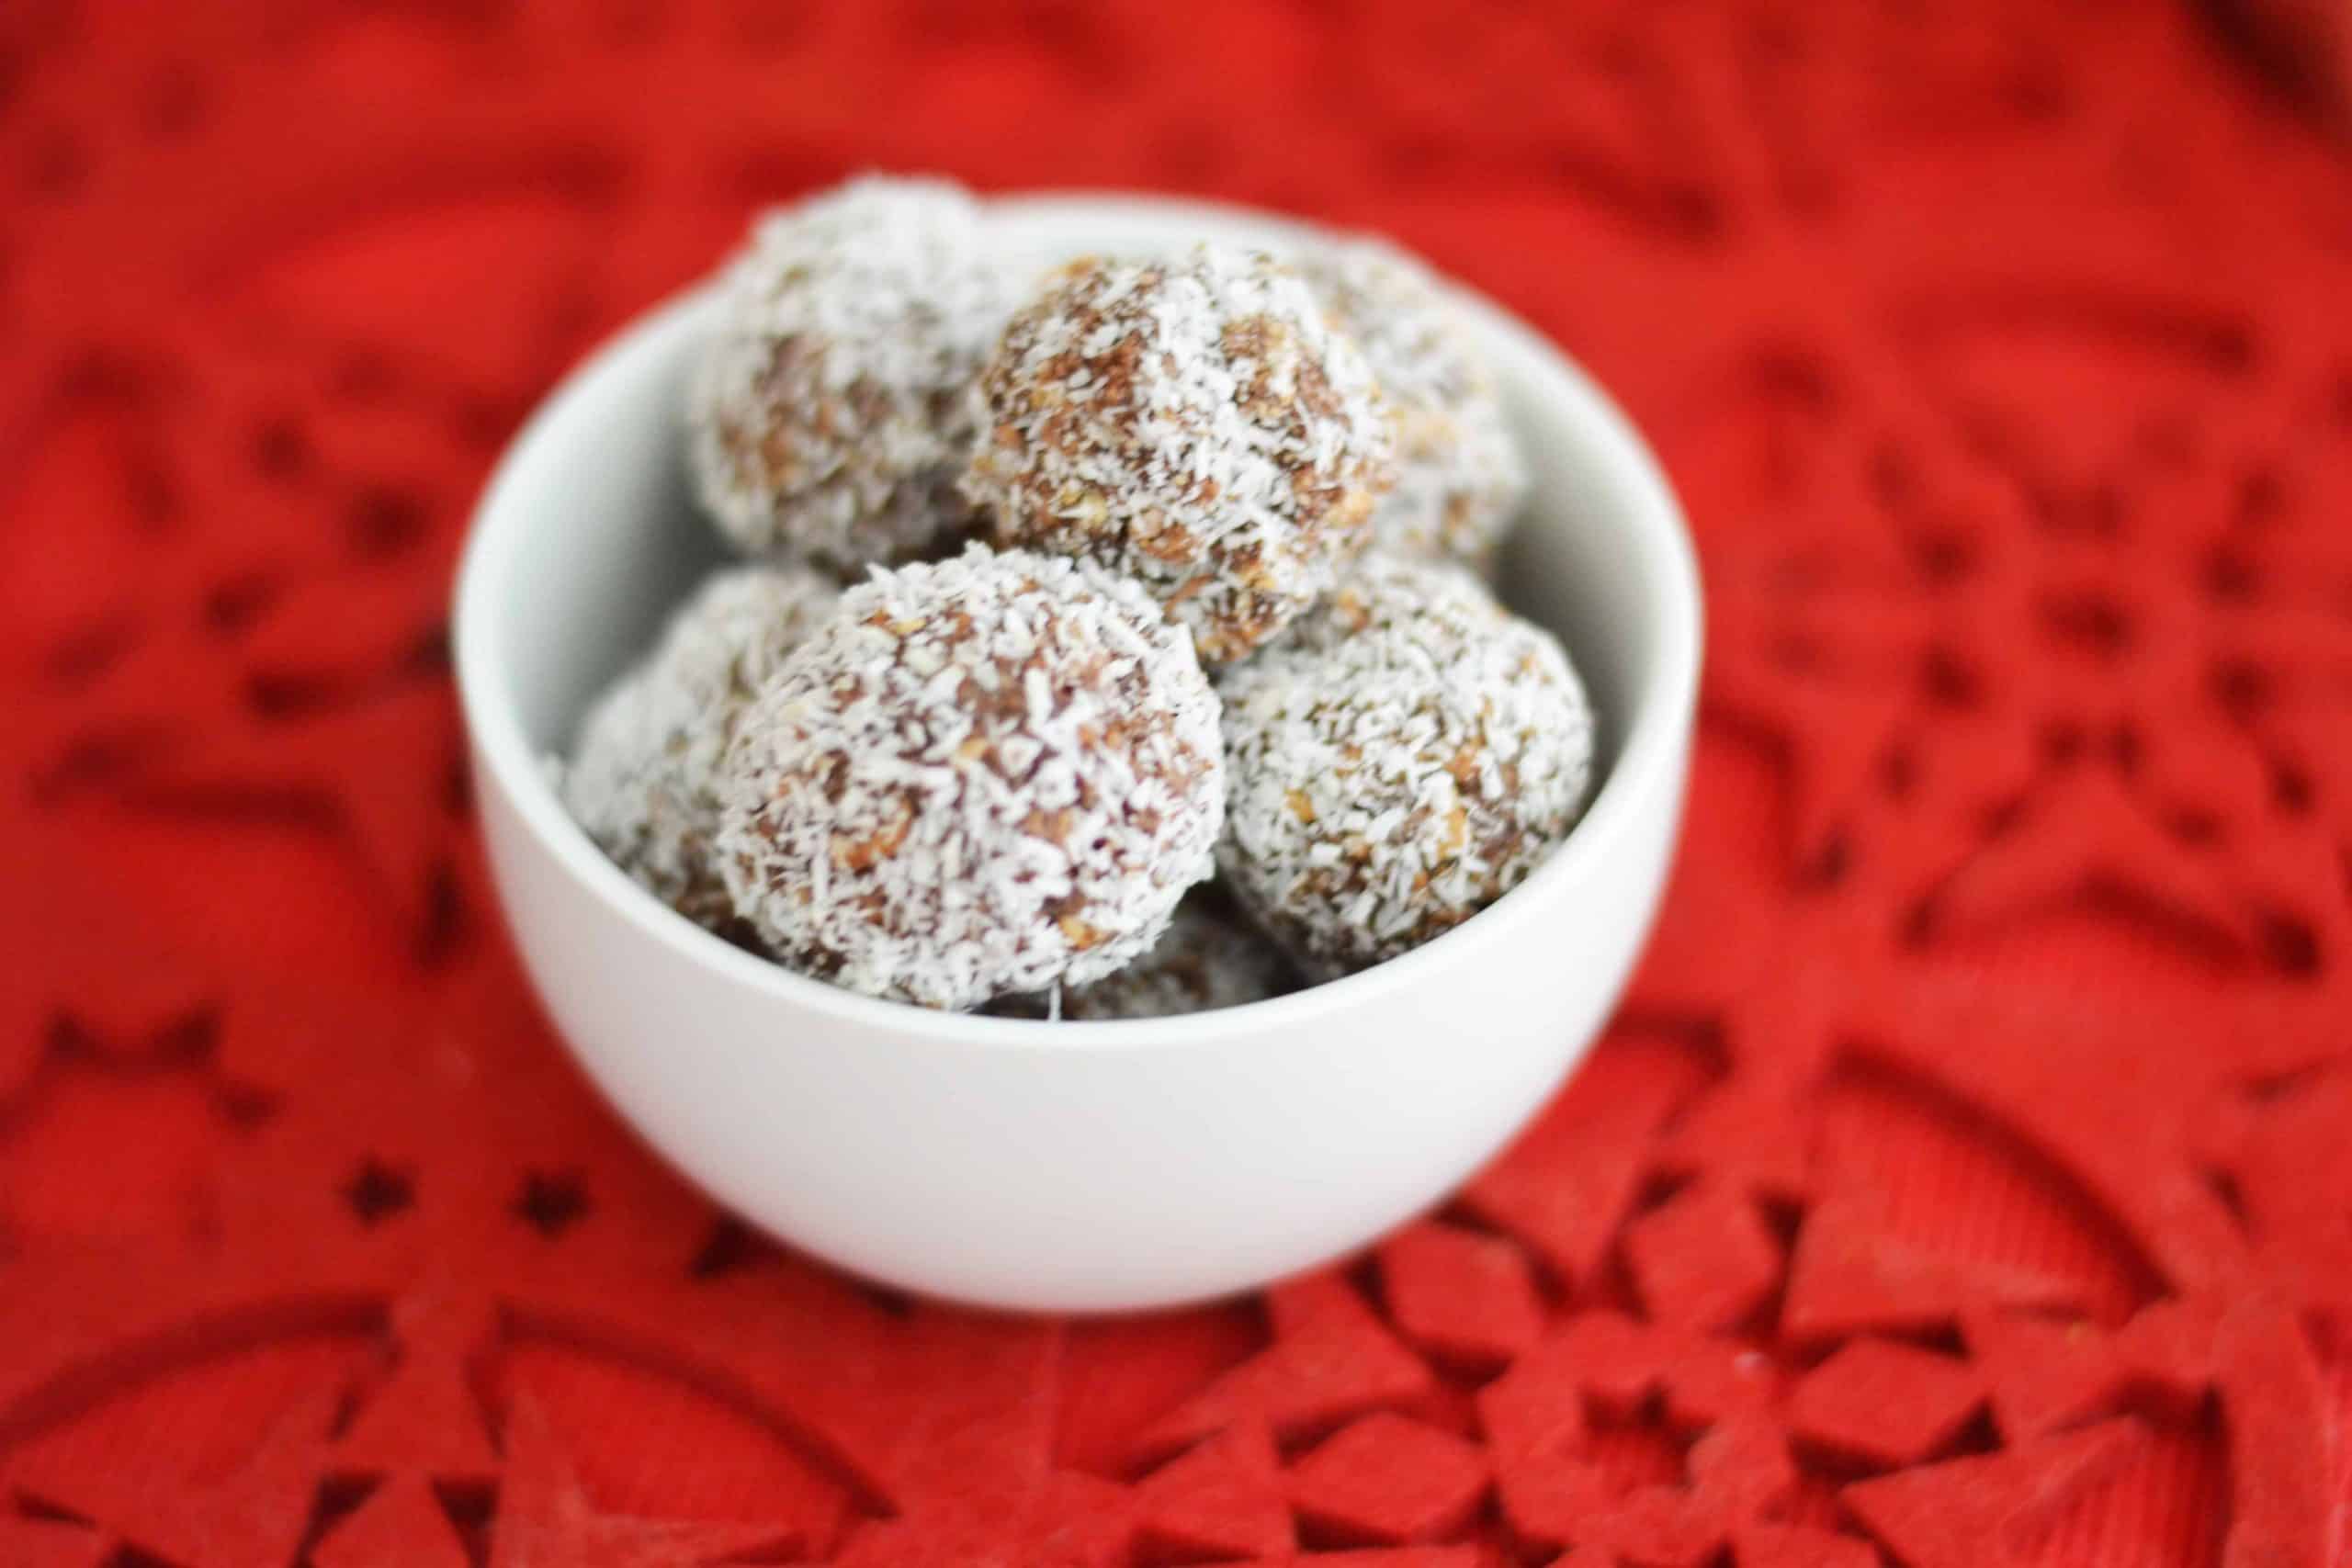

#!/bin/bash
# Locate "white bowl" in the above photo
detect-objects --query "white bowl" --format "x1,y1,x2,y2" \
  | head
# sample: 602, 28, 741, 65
453, 193, 1702, 1313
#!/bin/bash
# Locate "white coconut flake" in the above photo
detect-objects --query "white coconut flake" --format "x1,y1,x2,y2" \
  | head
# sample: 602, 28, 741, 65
961, 243, 1396, 664
564, 563, 842, 931
988, 889, 1297, 1020
717, 545, 1225, 1010
1216, 553, 1595, 972
1294, 235, 1528, 565
688, 175, 1014, 573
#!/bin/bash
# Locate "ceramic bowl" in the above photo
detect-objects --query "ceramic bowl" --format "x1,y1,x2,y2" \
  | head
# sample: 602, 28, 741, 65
452, 192, 1702, 1312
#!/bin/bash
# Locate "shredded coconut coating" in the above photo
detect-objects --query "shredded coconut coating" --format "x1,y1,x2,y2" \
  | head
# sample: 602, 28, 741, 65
989, 888, 1297, 1020
688, 175, 1013, 574
717, 546, 1225, 1011
564, 564, 842, 932
1216, 553, 1595, 973
1295, 236, 1528, 566
961, 244, 1396, 665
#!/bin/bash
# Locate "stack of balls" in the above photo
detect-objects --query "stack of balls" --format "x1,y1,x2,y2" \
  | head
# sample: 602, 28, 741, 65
562, 175, 1595, 1015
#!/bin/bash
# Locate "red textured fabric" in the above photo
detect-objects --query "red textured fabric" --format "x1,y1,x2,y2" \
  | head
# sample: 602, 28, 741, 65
1785, 1339, 1986, 1468
2, 3, 2349, 1566
1288, 1414, 1490, 1548
2221, 0, 2352, 130
1378, 1222, 1547, 1373
1134, 1421, 1291, 1563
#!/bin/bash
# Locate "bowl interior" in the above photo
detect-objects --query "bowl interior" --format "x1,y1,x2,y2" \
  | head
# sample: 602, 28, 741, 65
485, 298, 730, 766
459, 193, 1698, 1021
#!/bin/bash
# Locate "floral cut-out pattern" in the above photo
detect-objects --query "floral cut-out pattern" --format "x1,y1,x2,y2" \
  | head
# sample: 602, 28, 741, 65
1, 2, 2347, 1564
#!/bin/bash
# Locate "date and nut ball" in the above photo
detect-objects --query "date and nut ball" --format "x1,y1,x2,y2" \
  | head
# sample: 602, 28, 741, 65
688, 175, 1012, 574
989, 889, 1298, 1021
563, 564, 841, 932
716, 546, 1225, 1010
1217, 554, 1595, 974
1295, 237, 1528, 565
961, 243, 1396, 664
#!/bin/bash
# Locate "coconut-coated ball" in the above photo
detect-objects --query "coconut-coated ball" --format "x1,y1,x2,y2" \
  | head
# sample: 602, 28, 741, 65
563, 564, 841, 932
1295, 237, 1527, 565
1217, 553, 1594, 973
717, 546, 1225, 1010
688, 175, 1012, 574
989, 888, 1298, 1020
961, 243, 1396, 665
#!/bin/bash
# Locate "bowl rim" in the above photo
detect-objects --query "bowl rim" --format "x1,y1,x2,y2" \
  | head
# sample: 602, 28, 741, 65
452, 188, 1703, 1051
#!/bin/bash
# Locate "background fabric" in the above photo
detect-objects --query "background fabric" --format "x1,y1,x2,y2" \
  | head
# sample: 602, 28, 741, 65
2, 2, 2349, 1564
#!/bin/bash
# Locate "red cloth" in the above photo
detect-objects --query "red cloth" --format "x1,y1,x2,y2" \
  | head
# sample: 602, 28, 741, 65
3, 3, 2349, 1564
